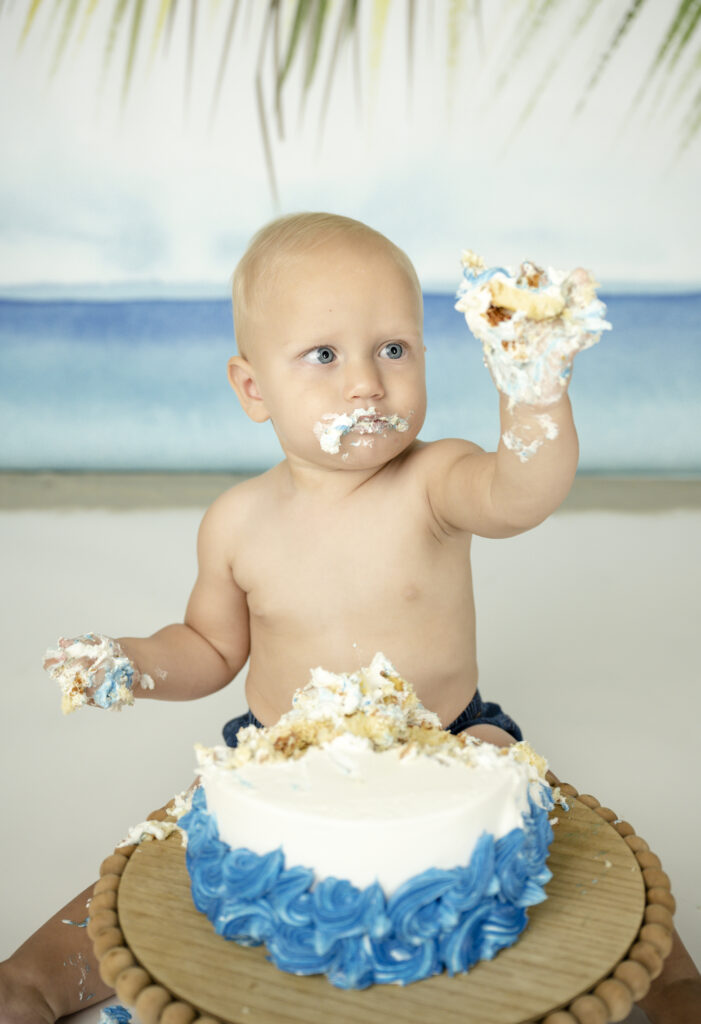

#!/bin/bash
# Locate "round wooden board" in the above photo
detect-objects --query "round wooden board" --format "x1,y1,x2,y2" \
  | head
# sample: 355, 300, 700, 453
115, 797, 646, 1024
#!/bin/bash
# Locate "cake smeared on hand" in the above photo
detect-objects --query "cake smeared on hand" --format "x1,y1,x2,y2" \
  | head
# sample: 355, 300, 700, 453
455, 251, 611, 408
43, 633, 154, 714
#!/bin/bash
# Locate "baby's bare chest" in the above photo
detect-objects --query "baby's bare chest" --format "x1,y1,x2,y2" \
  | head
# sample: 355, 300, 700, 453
233, 498, 468, 628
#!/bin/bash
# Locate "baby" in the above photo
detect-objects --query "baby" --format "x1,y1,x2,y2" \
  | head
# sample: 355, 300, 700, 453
43, 213, 588, 741
2, 214, 697, 1023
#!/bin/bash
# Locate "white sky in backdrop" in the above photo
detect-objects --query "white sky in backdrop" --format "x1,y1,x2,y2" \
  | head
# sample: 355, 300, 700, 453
0, 0, 699, 291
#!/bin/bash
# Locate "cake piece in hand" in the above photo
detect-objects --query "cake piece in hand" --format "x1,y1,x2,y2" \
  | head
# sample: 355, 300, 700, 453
456, 251, 611, 406
43, 633, 154, 713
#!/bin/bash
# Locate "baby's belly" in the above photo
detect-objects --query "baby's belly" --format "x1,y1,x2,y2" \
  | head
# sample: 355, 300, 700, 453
244, 612, 478, 728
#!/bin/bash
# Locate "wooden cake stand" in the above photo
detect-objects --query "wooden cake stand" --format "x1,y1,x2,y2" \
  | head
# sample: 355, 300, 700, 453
88, 782, 676, 1024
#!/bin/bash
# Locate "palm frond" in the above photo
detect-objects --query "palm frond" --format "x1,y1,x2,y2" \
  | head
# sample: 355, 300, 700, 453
78, 0, 101, 44
18, 0, 47, 48
369, 0, 392, 77
150, 0, 175, 61
278, 0, 311, 94
6, 0, 700, 207
100, 0, 130, 92
629, 1, 701, 125
318, 0, 360, 134
677, 74, 701, 151
164, 0, 178, 55
122, 0, 146, 104
664, 36, 701, 117
445, 0, 469, 118
626, 0, 700, 114
183, 0, 197, 113
407, 0, 415, 101
493, 0, 562, 98
574, 0, 649, 116
649, 0, 700, 76
447, 0, 468, 73
50, 0, 82, 77
507, 0, 603, 145
606, 0, 700, 150
255, 2, 280, 207
303, 0, 331, 93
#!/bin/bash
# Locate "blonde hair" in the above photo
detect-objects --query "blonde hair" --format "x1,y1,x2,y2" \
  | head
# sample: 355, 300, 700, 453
232, 212, 422, 356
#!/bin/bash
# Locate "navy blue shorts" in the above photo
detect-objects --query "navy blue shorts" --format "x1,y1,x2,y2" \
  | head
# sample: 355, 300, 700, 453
222, 688, 522, 748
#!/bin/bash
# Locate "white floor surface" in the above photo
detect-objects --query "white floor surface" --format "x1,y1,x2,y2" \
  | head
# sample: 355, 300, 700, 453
2, 501, 699, 1023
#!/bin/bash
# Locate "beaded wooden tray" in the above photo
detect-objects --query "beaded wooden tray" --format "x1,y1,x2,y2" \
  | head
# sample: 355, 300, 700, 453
88, 781, 675, 1024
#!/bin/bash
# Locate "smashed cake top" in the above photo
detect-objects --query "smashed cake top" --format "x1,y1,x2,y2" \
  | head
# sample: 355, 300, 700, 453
195, 652, 550, 792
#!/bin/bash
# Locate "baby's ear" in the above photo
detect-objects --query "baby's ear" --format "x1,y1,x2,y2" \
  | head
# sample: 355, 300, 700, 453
227, 356, 270, 423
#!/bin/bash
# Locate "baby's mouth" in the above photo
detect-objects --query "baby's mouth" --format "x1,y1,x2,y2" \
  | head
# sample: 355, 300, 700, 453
314, 406, 410, 455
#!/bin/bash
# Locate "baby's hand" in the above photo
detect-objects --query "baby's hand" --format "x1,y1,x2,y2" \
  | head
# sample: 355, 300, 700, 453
43, 633, 154, 714
455, 254, 611, 406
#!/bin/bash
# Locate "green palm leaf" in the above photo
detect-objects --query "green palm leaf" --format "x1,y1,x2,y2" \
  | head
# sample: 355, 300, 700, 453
150, 0, 175, 59
7, 0, 701, 203
100, 0, 130, 93
303, 0, 331, 93
208, 0, 243, 126
278, 0, 311, 92
507, 0, 603, 146
678, 65, 701, 152
18, 0, 47, 48
574, 0, 649, 116
50, 0, 82, 77
318, 0, 360, 134
122, 0, 146, 103
493, 0, 563, 99
369, 0, 391, 77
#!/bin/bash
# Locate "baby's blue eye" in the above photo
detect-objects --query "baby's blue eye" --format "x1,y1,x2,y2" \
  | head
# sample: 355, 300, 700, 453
305, 346, 336, 364
381, 342, 404, 360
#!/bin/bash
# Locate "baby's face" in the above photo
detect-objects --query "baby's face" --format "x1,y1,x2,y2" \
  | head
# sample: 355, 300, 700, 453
237, 237, 427, 470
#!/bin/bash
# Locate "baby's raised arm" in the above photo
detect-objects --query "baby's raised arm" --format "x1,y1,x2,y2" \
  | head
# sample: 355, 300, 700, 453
44, 494, 250, 711
425, 254, 610, 538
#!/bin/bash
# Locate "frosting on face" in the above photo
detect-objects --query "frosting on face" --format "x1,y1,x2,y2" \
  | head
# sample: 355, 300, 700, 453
455, 252, 611, 406
43, 633, 154, 713
313, 407, 410, 454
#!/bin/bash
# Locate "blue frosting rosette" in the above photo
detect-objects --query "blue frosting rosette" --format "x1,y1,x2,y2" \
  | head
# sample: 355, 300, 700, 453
179, 784, 554, 989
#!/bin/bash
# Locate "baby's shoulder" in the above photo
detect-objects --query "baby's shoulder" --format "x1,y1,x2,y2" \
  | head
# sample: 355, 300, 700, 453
199, 469, 278, 540
401, 437, 485, 480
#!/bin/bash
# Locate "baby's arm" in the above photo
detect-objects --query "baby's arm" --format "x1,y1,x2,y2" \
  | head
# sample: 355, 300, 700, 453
425, 394, 578, 538
44, 495, 250, 710
425, 255, 609, 537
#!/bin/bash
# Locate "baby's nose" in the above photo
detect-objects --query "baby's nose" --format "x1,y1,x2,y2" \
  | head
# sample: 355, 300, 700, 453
343, 358, 384, 402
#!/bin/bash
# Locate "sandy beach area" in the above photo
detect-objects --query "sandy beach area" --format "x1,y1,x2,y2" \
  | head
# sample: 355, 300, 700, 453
1, 472, 699, 1023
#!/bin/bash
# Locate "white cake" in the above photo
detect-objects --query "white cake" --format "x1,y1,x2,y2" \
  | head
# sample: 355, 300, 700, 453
179, 654, 555, 989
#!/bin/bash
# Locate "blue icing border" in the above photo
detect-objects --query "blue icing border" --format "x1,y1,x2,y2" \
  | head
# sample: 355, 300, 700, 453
179, 784, 553, 989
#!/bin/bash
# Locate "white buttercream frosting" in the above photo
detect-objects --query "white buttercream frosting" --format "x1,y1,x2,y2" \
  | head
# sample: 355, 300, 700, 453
194, 653, 552, 894
314, 407, 409, 454
117, 788, 193, 848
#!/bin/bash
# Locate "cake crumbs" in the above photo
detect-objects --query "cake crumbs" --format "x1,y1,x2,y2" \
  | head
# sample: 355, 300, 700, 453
195, 655, 552, 811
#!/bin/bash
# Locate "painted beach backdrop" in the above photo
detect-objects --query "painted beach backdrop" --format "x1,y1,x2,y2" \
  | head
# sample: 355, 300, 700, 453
1, 1, 699, 477
1, 288, 700, 474
2, 4, 701, 1013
